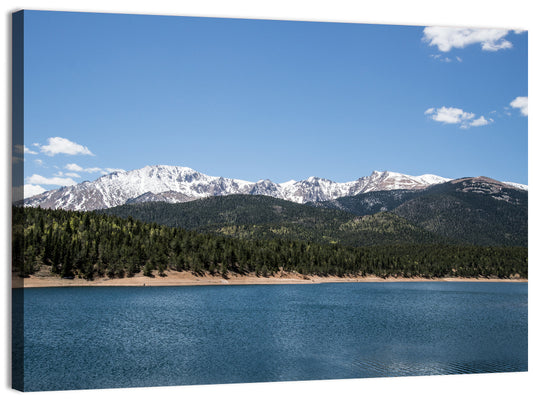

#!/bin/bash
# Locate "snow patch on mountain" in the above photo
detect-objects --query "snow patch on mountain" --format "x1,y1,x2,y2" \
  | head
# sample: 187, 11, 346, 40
503, 181, 528, 191
22, 165, 469, 211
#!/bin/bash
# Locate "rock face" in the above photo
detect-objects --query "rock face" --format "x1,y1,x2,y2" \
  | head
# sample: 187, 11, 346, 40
25, 164, 525, 212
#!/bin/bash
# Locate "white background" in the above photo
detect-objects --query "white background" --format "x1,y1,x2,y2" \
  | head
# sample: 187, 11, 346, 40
1, 1, 531, 398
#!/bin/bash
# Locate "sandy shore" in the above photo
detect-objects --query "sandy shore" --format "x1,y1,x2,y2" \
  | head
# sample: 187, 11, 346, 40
12, 270, 527, 288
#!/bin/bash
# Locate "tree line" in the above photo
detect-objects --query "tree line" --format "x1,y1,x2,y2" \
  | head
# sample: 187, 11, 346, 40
13, 206, 527, 280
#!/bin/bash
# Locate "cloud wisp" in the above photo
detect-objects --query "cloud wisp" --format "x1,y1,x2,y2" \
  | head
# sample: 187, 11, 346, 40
423, 27, 521, 52
40, 137, 94, 156
425, 106, 492, 129
24, 145, 38, 155
26, 174, 77, 187
469, 116, 491, 127
54, 171, 82, 179
65, 163, 125, 175
510, 96, 528, 116
429, 54, 462, 63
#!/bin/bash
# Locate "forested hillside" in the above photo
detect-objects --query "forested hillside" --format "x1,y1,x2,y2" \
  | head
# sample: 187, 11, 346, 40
101, 195, 451, 246
315, 189, 421, 215
14, 206, 527, 280
314, 178, 528, 246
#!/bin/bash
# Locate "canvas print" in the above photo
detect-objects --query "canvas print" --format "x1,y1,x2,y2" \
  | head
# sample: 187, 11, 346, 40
12, 10, 527, 392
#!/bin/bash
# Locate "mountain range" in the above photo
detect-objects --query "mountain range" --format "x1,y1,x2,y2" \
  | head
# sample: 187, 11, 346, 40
17, 164, 528, 283
100, 174, 528, 247
23, 164, 526, 211
315, 176, 528, 246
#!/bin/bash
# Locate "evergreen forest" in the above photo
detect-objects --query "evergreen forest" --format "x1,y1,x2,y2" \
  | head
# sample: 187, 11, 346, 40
13, 206, 528, 281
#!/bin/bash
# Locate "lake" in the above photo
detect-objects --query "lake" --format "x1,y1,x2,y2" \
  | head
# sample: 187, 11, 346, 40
15, 282, 527, 391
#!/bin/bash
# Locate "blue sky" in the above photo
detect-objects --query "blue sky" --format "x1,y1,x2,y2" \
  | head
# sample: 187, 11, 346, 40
21, 11, 528, 196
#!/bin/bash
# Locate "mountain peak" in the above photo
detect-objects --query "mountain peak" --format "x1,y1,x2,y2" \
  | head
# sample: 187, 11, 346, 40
280, 179, 297, 187
23, 165, 523, 211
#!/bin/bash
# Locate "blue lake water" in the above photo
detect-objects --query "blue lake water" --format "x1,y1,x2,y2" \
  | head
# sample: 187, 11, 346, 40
16, 282, 527, 391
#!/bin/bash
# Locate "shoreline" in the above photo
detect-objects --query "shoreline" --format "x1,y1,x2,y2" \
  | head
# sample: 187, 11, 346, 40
12, 270, 527, 288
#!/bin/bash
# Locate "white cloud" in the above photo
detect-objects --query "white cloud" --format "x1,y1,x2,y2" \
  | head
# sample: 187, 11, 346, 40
54, 171, 75, 177
510, 96, 528, 116
429, 54, 456, 63
85, 167, 105, 174
41, 137, 94, 156
425, 106, 492, 128
34, 159, 44, 166
470, 116, 492, 127
423, 27, 516, 52
427, 106, 474, 124
24, 145, 38, 155
65, 163, 125, 175
26, 174, 77, 187
24, 184, 47, 198
60, 171, 82, 178
65, 163, 84, 172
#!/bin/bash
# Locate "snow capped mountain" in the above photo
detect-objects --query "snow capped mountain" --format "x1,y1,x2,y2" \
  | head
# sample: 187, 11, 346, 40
24, 165, 254, 211
24, 165, 524, 212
